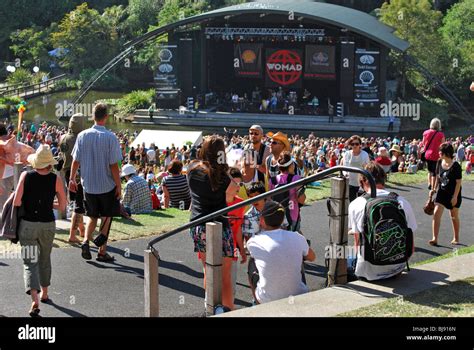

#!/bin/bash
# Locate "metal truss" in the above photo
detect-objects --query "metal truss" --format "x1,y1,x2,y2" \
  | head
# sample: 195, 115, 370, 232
204, 27, 325, 37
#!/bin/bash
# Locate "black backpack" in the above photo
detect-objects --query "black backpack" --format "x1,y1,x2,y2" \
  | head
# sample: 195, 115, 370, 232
361, 192, 413, 266
270, 174, 295, 226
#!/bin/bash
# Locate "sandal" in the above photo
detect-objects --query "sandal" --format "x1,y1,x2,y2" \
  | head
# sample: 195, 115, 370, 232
68, 238, 81, 244
29, 303, 40, 317
96, 253, 115, 263
40, 297, 52, 304
428, 240, 438, 246
451, 240, 459, 245
93, 233, 108, 247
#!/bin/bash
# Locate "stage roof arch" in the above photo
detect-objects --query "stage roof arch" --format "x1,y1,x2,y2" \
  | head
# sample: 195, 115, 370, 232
129, 0, 409, 52
65, 0, 411, 116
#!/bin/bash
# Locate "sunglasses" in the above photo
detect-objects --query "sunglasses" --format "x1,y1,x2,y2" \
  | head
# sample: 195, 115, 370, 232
271, 141, 282, 145
350, 143, 360, 146
249, 132, 260, 136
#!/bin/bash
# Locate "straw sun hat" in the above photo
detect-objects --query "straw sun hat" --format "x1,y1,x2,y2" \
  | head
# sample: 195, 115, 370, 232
27, 144, 58, 169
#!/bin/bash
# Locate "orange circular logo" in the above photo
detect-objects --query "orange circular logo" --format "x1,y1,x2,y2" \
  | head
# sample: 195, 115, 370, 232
242, 50, 257, 64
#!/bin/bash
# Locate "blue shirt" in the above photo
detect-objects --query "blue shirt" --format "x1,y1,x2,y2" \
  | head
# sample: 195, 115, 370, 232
72, 125, 122, 194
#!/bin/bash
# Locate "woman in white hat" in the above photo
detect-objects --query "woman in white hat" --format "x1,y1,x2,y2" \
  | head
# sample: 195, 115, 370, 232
13, 144, 67, 317
389, 144, 405, 173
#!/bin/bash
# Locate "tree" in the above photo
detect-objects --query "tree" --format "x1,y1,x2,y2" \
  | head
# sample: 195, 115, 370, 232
51, 3, 121, 75
9, 26, 50, 70
125, 0, 165, 36
440, 0, 474, 102
157, 0, 210, 26
380, 0, 450, 97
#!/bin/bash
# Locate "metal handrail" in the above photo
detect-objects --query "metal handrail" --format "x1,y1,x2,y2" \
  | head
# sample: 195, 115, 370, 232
147, 165, 376, 249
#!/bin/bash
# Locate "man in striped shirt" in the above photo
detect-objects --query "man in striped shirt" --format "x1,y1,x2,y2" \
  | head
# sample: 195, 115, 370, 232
121, 164, 153, 214
69, 103, 122, 263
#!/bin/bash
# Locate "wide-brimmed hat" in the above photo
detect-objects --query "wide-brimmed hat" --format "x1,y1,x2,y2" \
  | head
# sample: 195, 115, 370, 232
27, 144, 58, 169
266, 131, 290, 151
121, 164, 136, 177
389, 145, 402, 154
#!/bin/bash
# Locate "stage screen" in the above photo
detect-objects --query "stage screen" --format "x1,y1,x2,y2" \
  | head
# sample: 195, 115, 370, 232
234, 43, 263, 78
304, 45, 336, 80
265, 48, 303, 88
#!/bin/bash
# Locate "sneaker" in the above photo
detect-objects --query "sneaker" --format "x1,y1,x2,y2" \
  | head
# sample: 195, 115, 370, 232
96, 253, 115, 263
81, 242, 92, 260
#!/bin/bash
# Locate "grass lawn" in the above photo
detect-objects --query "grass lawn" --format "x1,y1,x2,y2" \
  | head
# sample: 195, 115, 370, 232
413, 244, 474, 266
338, 276, 474, 317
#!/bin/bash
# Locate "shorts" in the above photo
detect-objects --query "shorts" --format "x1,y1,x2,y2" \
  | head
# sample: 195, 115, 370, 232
189, 223, 234, 258
435, 189, 462, 210
426, 160, 438, 176
84, 187, 121, 218
70, 183, 85, 214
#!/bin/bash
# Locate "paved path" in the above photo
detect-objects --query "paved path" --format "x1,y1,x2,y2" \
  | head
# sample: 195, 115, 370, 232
1, 181, 473, 317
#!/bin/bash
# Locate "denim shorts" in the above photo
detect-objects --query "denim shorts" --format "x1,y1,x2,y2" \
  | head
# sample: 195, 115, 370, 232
190, 223, 234, 258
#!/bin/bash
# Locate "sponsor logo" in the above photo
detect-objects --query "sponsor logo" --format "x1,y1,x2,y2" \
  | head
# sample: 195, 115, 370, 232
360, 54, 375, 64
266, 50, 302, 86
158, 49, 173, 62
311, 51, 329, 65
158, 63, 173, 73
359, 70, 375, 85
241, 50, 257, 64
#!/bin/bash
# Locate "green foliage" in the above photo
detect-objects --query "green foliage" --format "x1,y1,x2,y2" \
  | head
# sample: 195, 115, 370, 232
9, 26, 50, 69
5, 68, 34, 86
125, 0, 164, 36
380, 0, 449, 95
51, 3, 121, 74
78, 68, 127, 90
439, 0, 474, 102
0, 96, 22, 117
117, 89, 155, 115
158, 0, 210, 26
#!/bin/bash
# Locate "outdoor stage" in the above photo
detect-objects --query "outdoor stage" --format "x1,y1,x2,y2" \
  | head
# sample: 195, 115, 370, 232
133, 109, 400, 136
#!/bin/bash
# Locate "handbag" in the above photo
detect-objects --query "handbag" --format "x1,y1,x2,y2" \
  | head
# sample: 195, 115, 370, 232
421, 131, 438, 162
423, 198, 435, 215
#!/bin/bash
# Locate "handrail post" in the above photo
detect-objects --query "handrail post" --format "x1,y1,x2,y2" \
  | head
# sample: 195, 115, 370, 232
327, 176, 349, 286
13, 162, 23, 189
144, 249, 159, 317
205, 221, 222, 316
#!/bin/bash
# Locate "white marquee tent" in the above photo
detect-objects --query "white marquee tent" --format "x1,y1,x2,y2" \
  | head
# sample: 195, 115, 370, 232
132, 130, 203, 150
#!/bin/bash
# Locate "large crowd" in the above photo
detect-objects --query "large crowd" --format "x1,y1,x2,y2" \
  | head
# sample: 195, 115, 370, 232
1, 105, 473, 316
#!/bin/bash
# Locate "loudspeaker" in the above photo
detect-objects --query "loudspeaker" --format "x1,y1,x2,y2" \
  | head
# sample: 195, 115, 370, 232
156, 89, 181, 109
179, 39, 193, 100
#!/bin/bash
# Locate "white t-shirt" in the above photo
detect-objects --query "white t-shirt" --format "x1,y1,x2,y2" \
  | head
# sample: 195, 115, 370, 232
146, 149, 156, 163
343, 150, 370, 187
247, 229, 310, 303
2, 165, 13, 179
349, 189, 417, 281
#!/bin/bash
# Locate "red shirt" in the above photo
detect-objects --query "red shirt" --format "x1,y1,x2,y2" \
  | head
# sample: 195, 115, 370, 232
151, 192, 160, 210
375, 156, 392, 166
423, 129, 445, 161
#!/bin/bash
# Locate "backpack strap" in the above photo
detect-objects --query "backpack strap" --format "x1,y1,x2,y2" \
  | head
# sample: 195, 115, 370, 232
287, 173, 294, 184
387, 192, 399, 200
270, 176, 277, 186
257, 144, 266, 165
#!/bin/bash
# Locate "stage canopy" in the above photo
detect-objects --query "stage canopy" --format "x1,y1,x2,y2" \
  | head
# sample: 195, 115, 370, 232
132, 130, 203, 150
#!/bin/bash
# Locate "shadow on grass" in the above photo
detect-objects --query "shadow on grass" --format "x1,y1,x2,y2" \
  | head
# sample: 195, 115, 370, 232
399, 278, 474, 312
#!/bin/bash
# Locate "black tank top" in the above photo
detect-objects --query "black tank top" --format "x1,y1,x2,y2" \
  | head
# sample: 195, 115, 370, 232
23, 171, 57, 222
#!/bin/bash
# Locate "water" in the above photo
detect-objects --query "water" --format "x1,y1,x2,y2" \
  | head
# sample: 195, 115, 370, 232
13, 90, 226, 134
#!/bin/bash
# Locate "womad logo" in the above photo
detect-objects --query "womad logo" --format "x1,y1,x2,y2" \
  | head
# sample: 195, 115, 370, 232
266, 50, 303, 85
18, 325, 56, 343
380, 101, 420, 121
